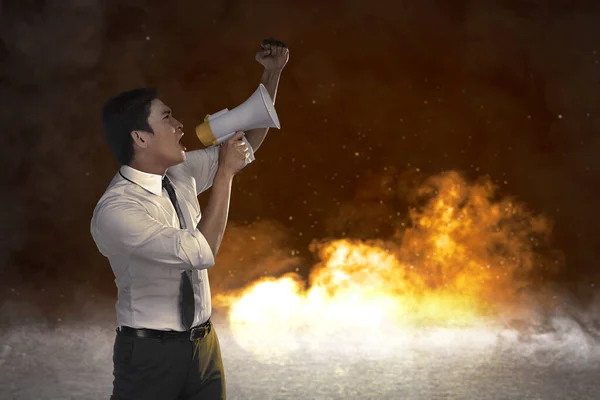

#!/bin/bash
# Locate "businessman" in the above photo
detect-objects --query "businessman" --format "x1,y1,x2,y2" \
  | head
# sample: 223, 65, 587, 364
91, 39, 289, 400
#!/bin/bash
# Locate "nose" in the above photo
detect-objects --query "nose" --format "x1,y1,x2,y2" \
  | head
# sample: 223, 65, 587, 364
176, 120, 184, 134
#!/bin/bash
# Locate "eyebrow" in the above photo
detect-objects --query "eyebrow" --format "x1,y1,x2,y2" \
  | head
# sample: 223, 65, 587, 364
162, 109, 172, 116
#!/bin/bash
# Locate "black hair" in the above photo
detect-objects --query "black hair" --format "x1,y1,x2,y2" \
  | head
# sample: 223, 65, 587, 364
101, 88, 158, 165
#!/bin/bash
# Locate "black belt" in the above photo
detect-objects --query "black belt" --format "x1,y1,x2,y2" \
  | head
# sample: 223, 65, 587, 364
117, 319, 212, 342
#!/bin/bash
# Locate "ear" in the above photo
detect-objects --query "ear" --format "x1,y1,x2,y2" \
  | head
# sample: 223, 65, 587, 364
131, 130, 150, 149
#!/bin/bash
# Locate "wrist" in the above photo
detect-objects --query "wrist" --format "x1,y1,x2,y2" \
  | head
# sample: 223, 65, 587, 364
263, 67, 283, 75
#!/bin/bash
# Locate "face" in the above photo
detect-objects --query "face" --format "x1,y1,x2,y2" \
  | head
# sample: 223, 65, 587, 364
134, 98, 186, 169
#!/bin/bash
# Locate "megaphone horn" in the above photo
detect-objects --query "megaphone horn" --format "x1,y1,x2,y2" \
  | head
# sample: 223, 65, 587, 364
195, 83, 281, 147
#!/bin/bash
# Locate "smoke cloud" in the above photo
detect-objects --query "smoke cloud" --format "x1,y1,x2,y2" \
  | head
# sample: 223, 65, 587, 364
0, 1, 598, 335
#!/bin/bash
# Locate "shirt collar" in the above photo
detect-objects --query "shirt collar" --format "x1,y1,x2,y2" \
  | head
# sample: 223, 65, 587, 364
119, 165, 164, 196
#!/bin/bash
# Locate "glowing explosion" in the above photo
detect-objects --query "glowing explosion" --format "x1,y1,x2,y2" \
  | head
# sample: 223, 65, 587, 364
215, 172, 554, 357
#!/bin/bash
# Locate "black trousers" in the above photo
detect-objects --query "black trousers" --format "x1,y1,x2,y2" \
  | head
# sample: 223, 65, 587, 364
110, 325, 226, 400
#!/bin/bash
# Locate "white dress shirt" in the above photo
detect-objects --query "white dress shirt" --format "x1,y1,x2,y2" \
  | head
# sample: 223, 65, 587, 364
91, 147, 219, 331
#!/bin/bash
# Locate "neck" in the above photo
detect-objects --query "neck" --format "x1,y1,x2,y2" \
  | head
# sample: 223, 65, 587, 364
129, 157, 167, 176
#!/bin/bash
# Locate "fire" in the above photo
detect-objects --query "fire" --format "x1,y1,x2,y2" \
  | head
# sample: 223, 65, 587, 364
215, 172, 553, 357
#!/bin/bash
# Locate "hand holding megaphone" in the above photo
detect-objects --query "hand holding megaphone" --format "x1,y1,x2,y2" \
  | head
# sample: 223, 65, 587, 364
195, 84, 281, 166
217, 131, 251, 176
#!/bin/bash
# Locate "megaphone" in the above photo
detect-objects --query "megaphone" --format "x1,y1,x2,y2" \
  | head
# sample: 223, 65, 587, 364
195, 83, 281, 147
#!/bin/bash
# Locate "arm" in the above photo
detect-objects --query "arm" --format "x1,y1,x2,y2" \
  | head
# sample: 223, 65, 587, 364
245, 69, 282, 151
196, 168, 233, 256
196, 130, 249, 256
245, 39, 289, 152
91, 199, 215, 270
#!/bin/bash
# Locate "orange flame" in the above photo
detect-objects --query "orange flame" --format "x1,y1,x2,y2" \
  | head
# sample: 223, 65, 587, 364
215, 172, 553, 355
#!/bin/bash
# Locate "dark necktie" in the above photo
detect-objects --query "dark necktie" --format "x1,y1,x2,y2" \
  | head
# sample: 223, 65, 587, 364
162, 176, 195, 330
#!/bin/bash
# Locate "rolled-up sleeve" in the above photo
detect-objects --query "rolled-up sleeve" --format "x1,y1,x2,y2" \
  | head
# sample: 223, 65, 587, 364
91, 199, 214, 270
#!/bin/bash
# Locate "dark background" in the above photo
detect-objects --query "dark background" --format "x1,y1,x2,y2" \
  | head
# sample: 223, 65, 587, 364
1, 0, 599, 322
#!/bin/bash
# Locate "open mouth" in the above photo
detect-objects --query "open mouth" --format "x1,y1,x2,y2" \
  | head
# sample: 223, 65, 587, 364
178, 135, 186, 151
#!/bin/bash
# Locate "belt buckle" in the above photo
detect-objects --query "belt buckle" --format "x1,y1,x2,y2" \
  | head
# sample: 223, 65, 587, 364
190, 322, 211, 341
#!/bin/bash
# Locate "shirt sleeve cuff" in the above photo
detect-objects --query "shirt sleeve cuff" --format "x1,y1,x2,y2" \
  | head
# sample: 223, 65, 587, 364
180, 229, 215, 269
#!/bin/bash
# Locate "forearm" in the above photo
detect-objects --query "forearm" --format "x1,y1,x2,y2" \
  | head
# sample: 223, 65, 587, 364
245, 68, 282, 151
196, 168, 234, 256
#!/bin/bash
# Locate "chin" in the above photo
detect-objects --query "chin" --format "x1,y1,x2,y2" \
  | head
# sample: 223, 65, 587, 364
175, 151, 186, 165
164, 148, 186, 168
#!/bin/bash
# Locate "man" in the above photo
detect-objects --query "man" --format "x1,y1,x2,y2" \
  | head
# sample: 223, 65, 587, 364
90, 39, 289, 400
